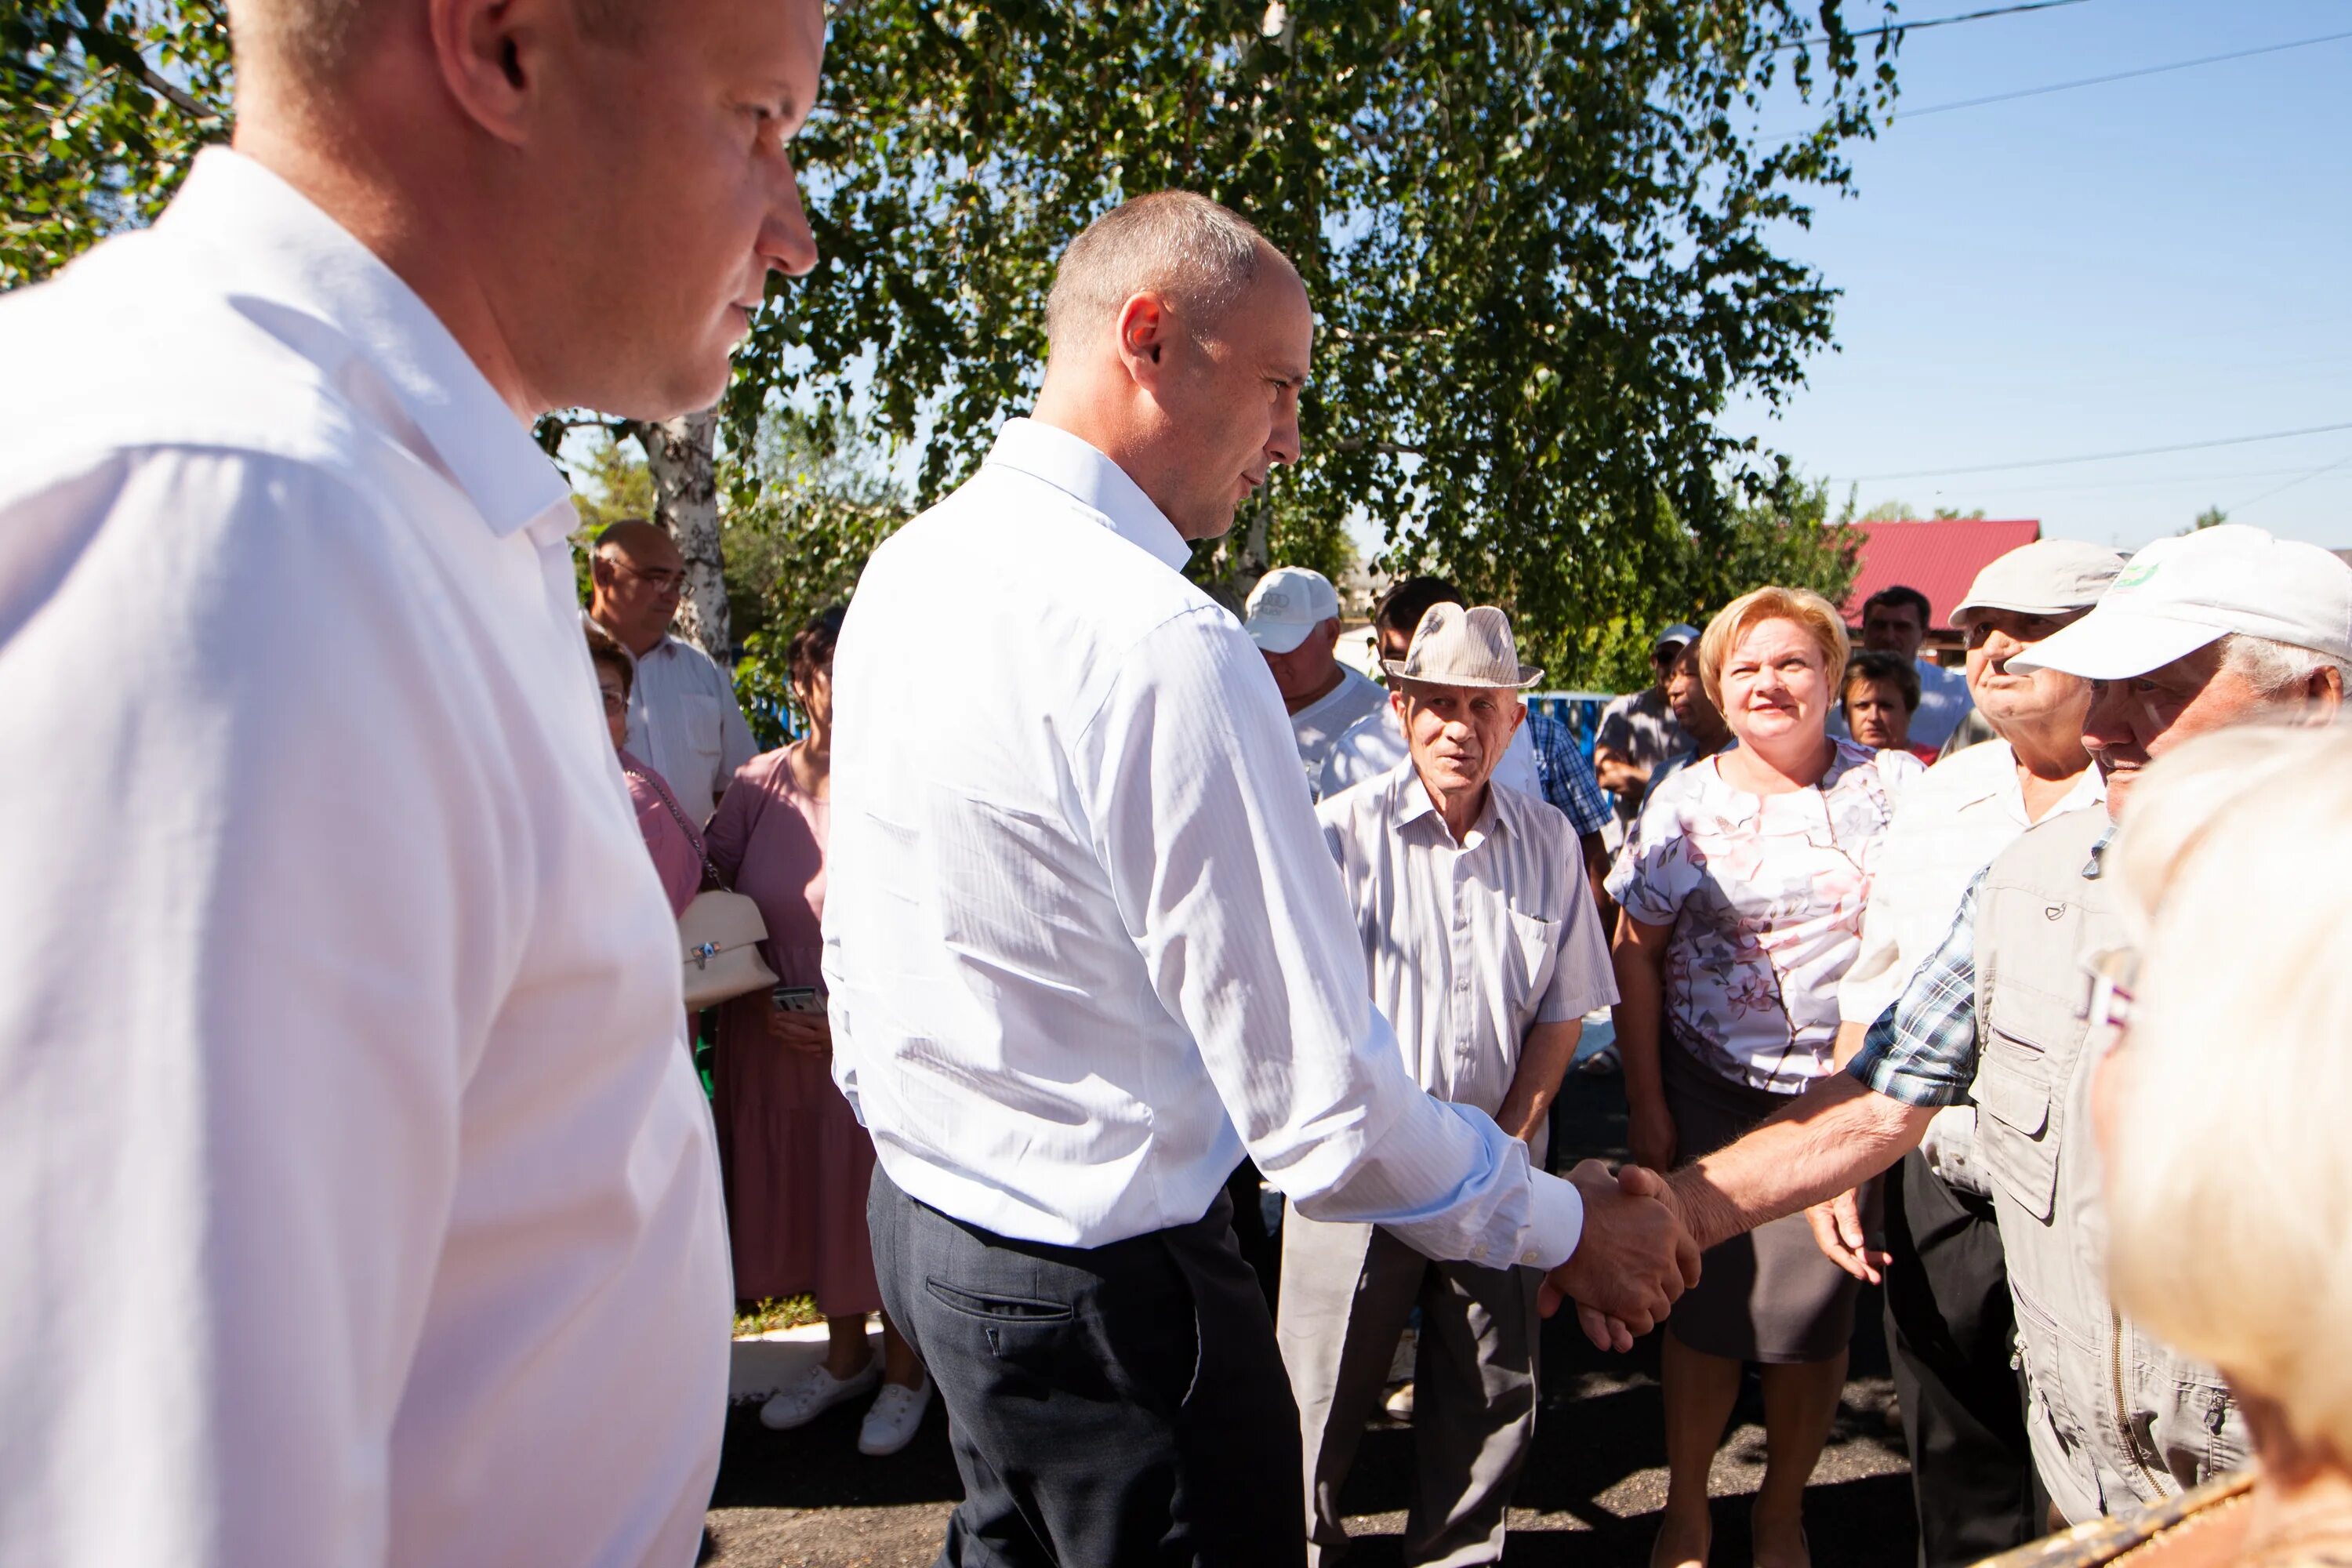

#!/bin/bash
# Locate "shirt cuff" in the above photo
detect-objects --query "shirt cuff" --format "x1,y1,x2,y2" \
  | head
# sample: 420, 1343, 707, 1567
1522, 1168, 1585, 1271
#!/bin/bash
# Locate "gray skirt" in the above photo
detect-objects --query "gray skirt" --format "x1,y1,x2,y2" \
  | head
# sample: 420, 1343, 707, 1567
1661, 1041, 1860, 1364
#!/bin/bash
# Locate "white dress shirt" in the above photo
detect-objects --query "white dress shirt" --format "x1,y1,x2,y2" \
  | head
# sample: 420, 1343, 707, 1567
1318, 702, 1544, 801
1836, 738, 2103, 1192
0, 150, 729, 1568
1287, 664, 1389, 788
1317, 767, 1617, 1166
824, 419, 1584, 1270
589, 618, 758, 826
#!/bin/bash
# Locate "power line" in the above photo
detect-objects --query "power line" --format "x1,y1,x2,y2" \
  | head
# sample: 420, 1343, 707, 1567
1799, 0, 2089, 49
2230, 450, 2352, 515
1897, 28, 2352, 118
1849, 421, 2352, 482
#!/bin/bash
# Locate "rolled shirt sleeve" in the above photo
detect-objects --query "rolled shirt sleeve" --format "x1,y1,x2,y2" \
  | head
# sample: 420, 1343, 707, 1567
1077, 609, 1585, 1271
1846, 880, 1987, 1108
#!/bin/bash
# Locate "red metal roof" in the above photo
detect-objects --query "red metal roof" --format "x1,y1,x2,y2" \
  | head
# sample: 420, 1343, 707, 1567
1841, 518, 2042, 627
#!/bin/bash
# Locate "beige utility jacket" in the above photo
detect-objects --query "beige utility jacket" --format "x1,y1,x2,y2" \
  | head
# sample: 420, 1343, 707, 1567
1969, 808, 2249, 1524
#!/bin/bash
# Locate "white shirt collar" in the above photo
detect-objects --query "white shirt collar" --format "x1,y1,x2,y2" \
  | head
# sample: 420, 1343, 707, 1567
157, 148, 572, 540
984, 418, 1194, 572
1390, 762, 1507, 846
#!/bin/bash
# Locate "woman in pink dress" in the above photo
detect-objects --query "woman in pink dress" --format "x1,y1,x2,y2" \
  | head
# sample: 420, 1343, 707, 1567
705, 608, 931, 1457
586, 626, 703, 916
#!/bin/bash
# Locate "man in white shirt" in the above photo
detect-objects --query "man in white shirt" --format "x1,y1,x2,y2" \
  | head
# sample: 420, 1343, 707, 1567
1283, 604, 1617, 1568
1827, 541, 2121, 1568
0, 0, 826, 1563
826, 193, 1693, 1567
1247, 564, 1391, 786
1861, 585, 1976, 752
586, 518, 759, 825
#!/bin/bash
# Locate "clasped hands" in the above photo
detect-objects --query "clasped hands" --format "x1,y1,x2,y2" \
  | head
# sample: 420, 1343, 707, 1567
1537, 1159, 1703, 1352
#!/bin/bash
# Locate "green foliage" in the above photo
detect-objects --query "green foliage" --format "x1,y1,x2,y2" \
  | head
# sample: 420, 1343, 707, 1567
2, 0, 232, 288
735, 0, 1898, 681
2190, 504, 2227, 532
724, 414, 913, 748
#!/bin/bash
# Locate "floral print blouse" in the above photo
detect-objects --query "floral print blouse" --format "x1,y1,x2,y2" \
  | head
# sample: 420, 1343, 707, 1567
1606, 739, 1918, 1093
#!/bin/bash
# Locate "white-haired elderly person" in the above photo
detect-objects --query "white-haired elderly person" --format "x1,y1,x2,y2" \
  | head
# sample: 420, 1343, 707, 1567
1607, 585, 1922, 1568
1970, 722, 2352, 1568
1828, 539, 2125, 1568
1282, 603, 1617, 1567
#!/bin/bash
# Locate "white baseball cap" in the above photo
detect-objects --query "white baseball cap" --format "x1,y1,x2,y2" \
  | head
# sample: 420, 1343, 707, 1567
1243, 566, 1341, 654
2011, 524, 2352, 681
1653, 622, 1702, 652
1948, 539, 2128, 626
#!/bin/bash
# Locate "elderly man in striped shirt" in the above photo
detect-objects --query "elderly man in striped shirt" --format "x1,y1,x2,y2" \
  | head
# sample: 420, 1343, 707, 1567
1282, 602, 1619, 1568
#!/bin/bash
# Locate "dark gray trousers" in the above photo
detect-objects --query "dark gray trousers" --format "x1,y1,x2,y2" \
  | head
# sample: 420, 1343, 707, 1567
869, 1163, 1306, 1568
1883, 1149, 2041, 1568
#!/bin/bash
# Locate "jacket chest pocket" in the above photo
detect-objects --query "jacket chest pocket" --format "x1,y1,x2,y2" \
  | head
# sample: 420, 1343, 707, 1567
1972, 1026, 2061, 1224
1506, 910, 1558, 1004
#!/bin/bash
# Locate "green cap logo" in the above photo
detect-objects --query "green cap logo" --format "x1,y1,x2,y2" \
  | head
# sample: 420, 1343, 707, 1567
2114, 562, 2158, 590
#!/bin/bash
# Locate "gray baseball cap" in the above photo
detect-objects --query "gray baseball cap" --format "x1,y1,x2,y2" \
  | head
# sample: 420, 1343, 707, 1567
1947, 539, 2128, 627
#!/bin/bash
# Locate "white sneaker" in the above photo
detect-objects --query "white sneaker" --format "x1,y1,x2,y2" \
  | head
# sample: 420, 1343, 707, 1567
759, 1356, 880, 1431
857, 1375, 935, 1456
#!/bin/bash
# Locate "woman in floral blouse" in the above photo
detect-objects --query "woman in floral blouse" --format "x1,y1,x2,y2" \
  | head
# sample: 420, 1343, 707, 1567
1607, 586, 1919, 1568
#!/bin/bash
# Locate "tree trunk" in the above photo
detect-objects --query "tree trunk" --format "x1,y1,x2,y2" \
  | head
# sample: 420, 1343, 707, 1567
630, 408, 731, 662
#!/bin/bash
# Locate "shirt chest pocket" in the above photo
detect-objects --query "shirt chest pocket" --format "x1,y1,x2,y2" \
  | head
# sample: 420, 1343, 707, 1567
1971, 986, 2078, 1225
1504, 910, 1558, 1011
679, 693, 727, 762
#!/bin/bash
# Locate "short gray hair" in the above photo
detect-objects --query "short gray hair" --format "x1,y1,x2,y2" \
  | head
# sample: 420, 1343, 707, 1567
1044, 192, 1276, 352
2218, 633, 2352, 701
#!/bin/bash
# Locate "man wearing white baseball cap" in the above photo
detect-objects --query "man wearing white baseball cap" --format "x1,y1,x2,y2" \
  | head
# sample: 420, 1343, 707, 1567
1612, 524, 2348, 1535
1247, 564, 1391, 787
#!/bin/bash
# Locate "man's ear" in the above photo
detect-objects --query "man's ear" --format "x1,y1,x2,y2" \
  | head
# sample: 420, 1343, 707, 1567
2302, 663, 2345, 720
429, 0, 557, 147
1114, 292, 1175, 389
588, 551, 614, 589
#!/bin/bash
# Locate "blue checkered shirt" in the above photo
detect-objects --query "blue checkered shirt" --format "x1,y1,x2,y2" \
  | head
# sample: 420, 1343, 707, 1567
1528, 713, 1611, 837
1848, 826, 2114, 1108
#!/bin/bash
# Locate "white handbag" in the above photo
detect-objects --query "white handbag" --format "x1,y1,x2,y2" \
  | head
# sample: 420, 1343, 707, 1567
678, 887, 781, 1011
632, 758, 782, 1010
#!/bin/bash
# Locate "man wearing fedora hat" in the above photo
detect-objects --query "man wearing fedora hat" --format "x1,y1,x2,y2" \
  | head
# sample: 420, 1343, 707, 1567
1279, 603, 1619, 1567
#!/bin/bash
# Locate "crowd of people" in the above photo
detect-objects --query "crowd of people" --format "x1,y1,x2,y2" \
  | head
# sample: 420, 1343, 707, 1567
5, 3, 2349, 1566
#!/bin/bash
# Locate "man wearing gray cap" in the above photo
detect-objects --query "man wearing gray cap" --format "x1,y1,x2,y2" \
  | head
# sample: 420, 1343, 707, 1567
1825, 540, 2122, 1566
1247, 564, 1390, 787
1633, 523, 2350, 1532
1595, 622, 1699, 825
1284, 604, 1618, 1567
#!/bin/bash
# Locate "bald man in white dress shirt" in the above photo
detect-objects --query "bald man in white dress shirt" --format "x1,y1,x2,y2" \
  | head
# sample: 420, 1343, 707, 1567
0, 0, 826, 1561
825, 194, 1695, 1568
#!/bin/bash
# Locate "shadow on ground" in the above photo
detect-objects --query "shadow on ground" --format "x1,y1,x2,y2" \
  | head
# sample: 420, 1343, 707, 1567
706, 1065, 1918, 1566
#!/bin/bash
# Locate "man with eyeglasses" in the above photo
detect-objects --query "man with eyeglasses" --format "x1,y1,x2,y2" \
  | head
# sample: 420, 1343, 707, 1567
1629, 524, 2350, 1537
587, 517, 759, 825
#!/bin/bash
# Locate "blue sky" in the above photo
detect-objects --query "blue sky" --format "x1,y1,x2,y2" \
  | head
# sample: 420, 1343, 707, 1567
1726, 0, 2352, 552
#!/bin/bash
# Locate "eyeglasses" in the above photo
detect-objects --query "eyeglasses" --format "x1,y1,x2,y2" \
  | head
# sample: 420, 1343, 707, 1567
600, 691, 629, 716
610, 560, 685, 594
2083, 946, 2138, 1038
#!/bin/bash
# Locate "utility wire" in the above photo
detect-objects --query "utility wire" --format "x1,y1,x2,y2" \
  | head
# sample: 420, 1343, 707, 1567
1898, 28, 2352, 118
1849, 421, 2352, 482
1787, 0, 2089, 51
2230, 451, 2352, 515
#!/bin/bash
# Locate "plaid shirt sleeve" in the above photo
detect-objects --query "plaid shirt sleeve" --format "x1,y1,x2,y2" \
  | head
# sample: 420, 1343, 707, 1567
1846, 877, 1985, 1108
1529, 713, 1612, 837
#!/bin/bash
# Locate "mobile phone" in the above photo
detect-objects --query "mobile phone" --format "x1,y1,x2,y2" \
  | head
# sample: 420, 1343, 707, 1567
771, 985, 823, 1014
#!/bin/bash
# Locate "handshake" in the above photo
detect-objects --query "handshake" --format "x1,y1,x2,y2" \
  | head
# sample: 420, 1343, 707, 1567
1537, 1160, 1703, 1352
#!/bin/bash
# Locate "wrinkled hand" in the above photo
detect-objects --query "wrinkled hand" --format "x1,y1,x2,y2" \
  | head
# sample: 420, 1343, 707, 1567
1805, 1189, 1889, 1284
1628, 1098, 1677, 1176
1539, 1160, 1701, 1352
766, 1007, 833, 1055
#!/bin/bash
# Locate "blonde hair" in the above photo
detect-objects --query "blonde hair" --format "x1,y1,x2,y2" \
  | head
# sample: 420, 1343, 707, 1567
2103, 723, 2352, 1459
1044, 192, 1278, 353
1695, 586, 1852, 710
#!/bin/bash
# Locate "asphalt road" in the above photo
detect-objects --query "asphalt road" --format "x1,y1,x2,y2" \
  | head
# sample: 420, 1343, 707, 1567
703, 1063, 1918, 1567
